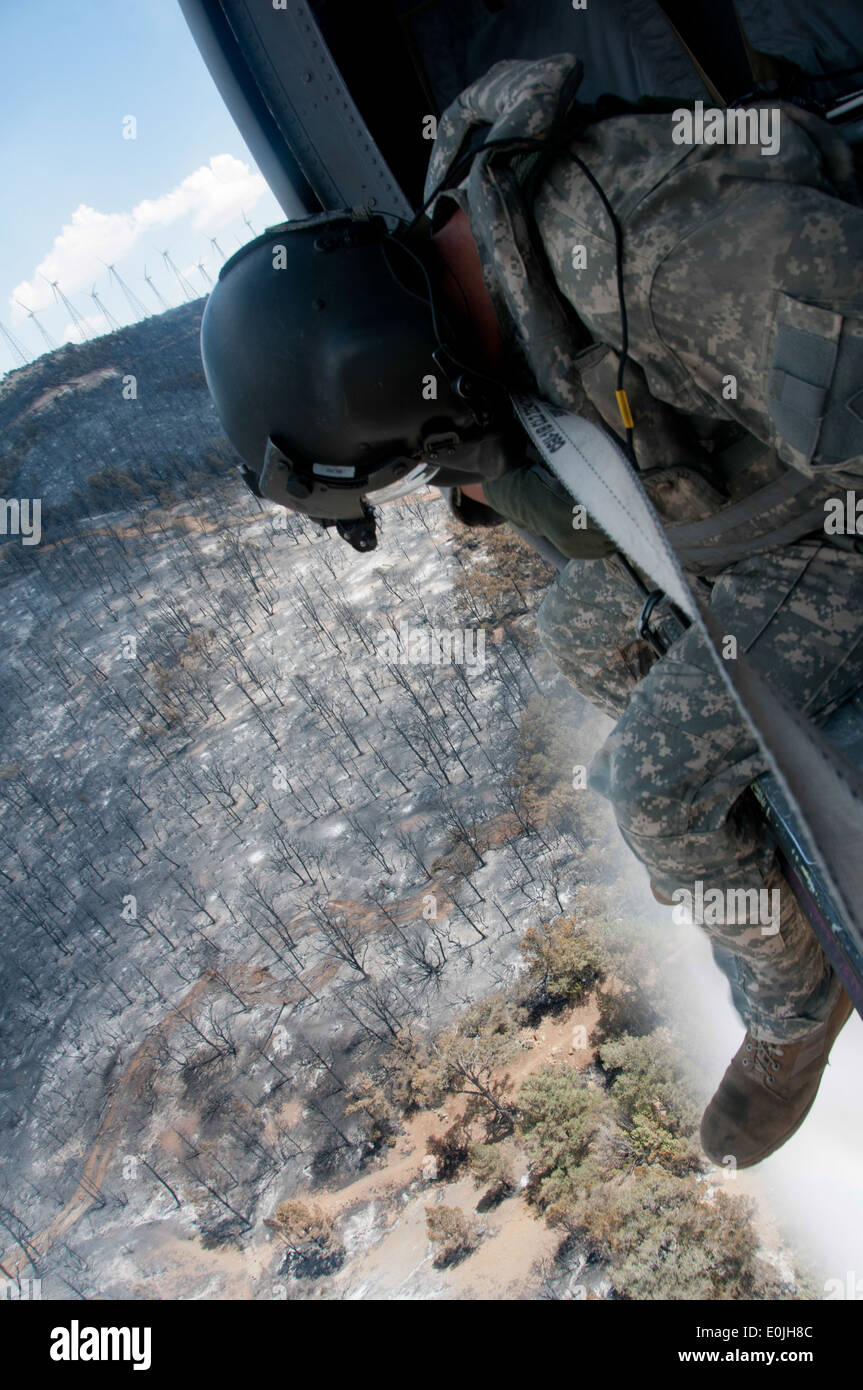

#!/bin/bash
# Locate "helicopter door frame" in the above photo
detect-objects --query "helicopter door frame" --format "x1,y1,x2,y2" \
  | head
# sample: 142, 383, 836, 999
178, 0, 412, 218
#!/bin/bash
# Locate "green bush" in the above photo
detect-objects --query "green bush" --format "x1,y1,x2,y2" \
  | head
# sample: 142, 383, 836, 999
468, 1141, 515, 1202
599, 1029, 701, 1170
519, 914, 606, 1011
518, 1067, 622, 1218
425, 1204, 479, 1267
565, 1166, 773, 1300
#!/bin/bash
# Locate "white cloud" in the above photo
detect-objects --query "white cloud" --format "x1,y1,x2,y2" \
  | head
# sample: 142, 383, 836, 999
10, 154, 267, 319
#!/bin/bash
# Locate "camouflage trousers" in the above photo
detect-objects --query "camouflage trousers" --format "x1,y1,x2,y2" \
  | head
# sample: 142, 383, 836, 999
538, 539, 863, 1042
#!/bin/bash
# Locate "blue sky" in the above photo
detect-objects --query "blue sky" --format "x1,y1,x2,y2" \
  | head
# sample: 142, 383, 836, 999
0, 0, 286, 375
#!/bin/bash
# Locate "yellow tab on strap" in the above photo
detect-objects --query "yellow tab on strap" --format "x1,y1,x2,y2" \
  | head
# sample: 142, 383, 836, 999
615, 389, 634, 430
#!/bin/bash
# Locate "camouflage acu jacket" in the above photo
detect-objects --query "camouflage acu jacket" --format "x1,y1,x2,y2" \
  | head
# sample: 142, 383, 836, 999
425, 55, 863, 571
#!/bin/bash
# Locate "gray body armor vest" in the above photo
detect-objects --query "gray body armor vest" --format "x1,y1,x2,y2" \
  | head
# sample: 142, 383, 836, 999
424, 55, 863, 575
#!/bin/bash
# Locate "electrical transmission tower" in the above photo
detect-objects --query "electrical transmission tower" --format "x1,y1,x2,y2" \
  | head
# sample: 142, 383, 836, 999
89, 286, 121, 332
101, 261, 150, 320
0, 319, 28, 366
143, 265, 171, 312
160, 249, 197, 302
41, 274, 90, 342
14, 298, 57, 352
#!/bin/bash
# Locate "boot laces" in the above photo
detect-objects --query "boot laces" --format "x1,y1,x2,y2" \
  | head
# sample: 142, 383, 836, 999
743, 1038, 785, 1084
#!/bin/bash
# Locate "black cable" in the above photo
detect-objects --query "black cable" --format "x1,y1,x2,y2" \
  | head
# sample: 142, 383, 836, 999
393, 55, 863, 457
408, 120, 689, 637
411, 128, 637, 462
379, 218, 513, 405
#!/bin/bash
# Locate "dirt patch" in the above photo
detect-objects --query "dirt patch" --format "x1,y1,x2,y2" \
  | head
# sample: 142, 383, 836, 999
299, 997, 599, 1298
262, 1099, 304, 1146
21, 368, 123, 419
444, 1180, 560, 1300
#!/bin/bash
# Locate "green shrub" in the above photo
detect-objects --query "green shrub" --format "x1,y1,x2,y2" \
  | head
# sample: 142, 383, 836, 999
425, 1204, 479, 1267
518, 1067, 622, 1218
599, 1029, 701, 1170
519, 914, 605, 1011
565, 1166, 772, 1300
468, 1141, 515, 1202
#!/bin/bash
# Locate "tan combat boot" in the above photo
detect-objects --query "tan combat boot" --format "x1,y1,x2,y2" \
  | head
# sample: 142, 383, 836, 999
700, 987, 854, 1168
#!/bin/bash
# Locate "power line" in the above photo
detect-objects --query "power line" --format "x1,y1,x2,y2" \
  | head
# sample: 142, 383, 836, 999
0, 319, 28, 366
101, 261, 150, 320
160, 249, 197, 303
89, 286, 121, 332
41, 275, 90, 342
143, 265, 171, 312
14, 298, 57, 352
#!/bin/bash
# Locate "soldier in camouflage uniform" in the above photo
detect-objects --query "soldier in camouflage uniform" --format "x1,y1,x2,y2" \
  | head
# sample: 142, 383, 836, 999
427, 54, 863, 1165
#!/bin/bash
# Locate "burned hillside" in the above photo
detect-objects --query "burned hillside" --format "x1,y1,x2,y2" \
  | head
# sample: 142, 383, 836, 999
0, 309, 635, 1297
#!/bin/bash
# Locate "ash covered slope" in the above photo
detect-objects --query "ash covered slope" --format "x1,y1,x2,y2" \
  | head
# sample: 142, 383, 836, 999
0, 309, 603, 1297
0, 300, 232, 539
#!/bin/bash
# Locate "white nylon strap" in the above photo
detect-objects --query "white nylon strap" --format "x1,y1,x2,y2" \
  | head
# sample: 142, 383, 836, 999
512, 392, 863, 950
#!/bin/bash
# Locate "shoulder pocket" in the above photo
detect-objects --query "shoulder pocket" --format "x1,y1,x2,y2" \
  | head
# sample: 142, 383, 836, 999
767, 293, 863, 474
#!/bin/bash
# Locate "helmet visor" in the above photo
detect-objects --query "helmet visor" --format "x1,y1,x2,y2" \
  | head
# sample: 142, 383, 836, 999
364, 462, 439, 504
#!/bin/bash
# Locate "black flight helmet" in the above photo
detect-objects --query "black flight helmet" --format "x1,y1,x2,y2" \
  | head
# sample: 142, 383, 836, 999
200, 209, 524, 549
